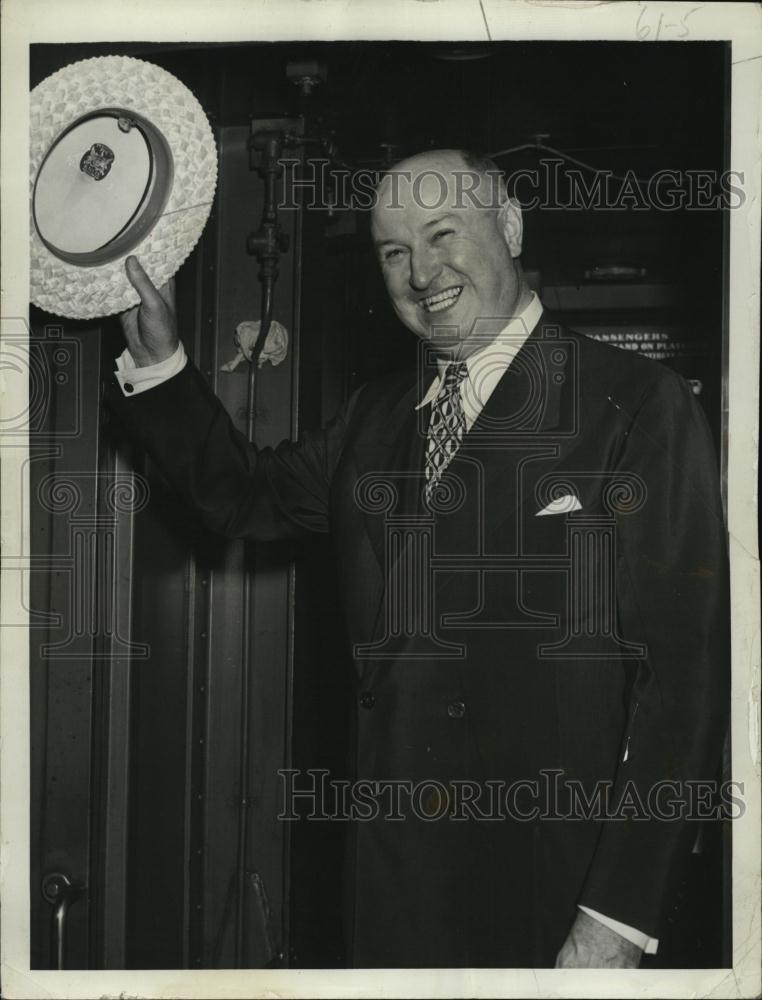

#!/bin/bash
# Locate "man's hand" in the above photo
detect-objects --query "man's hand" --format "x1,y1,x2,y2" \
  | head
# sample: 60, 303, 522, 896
555, 911, 643, 969
120, 256, 179, 367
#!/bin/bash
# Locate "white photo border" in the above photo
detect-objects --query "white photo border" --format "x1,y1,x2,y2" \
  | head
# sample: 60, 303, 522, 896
1, 1, 760, 997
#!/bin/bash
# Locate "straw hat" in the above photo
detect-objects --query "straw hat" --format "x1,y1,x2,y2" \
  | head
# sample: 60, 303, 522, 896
30, 55, 217, 319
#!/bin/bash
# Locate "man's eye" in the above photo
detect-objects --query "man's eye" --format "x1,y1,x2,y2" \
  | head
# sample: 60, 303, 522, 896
384, 248, 404, 261
432, 229, 454, 241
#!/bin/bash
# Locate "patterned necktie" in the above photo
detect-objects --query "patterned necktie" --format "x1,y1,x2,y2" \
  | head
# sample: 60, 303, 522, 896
424, 361, 469, 504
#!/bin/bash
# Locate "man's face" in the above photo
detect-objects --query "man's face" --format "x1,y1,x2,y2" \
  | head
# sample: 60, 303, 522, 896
371, 152, 526, 358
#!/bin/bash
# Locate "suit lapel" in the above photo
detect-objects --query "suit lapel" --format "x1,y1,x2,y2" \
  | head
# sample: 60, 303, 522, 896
348, 314, 584, 661
459, 313, 580, 542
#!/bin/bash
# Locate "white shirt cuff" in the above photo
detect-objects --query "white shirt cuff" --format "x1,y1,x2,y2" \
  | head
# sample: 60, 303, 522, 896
578, 905, 659, 954
114, 342, 188, 396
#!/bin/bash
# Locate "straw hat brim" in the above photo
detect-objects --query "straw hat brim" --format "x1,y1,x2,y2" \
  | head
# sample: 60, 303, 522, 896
30, 56, 217, 320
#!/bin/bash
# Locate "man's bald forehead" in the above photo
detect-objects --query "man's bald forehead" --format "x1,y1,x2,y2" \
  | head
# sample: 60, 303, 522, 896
385, 148, 472, 176
373, 149, 507, 215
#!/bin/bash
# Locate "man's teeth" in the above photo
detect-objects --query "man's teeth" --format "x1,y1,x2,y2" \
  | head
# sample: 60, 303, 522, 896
421, 286, 463, 313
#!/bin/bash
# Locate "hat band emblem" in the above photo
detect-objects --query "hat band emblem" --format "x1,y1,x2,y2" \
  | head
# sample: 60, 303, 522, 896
79, 142, 115, 181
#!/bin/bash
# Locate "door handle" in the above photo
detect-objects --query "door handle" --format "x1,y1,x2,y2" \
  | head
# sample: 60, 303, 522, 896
41, 872, 86, 970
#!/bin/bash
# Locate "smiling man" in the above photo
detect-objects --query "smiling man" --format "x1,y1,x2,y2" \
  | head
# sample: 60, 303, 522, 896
371, 150, 532, 358
107, 149, 729, 970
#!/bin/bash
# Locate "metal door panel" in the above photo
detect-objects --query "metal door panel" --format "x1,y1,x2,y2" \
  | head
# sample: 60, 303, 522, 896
30, 323, 103, 969
30, 106, 312, 973
195, 121, 302, 967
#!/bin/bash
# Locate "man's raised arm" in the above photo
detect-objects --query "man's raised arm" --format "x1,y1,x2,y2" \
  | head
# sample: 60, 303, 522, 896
106, 257, 357, 541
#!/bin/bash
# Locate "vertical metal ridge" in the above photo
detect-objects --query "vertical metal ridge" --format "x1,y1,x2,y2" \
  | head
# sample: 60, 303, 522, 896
234, 366, 257, 967
186, 165, 220, 968
281, 124, 306, 966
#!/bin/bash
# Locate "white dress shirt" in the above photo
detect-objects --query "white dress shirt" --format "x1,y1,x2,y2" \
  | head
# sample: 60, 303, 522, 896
114, 341, 188, 395
115, 296, 657, 954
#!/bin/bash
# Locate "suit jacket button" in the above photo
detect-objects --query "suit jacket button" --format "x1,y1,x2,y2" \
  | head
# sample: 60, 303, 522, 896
447, 700, 466, 719
359, 691, 375, 709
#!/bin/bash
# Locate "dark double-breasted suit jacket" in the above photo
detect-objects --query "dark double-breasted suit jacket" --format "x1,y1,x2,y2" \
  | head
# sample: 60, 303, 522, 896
108, 312, 729, 968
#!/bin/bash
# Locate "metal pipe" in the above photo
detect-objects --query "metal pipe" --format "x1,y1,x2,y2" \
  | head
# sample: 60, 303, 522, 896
235, 276, 272, 964
236, 130, 288, 968
41, 872, 85, 970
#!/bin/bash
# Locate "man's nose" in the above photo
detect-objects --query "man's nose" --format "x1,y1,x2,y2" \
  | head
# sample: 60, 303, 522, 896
408, 246, 441, 291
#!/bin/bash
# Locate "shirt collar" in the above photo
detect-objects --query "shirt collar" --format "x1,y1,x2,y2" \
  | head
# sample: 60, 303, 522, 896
415, 291, 544, 411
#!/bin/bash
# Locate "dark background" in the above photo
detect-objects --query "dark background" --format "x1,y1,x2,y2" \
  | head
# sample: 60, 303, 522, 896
29, 40, 730, 970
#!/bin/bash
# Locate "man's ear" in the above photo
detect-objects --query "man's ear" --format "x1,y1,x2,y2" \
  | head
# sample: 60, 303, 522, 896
498, 197, 523, 258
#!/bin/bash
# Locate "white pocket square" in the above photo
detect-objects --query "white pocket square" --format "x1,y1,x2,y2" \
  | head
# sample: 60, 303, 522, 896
535, 494, 582, 516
